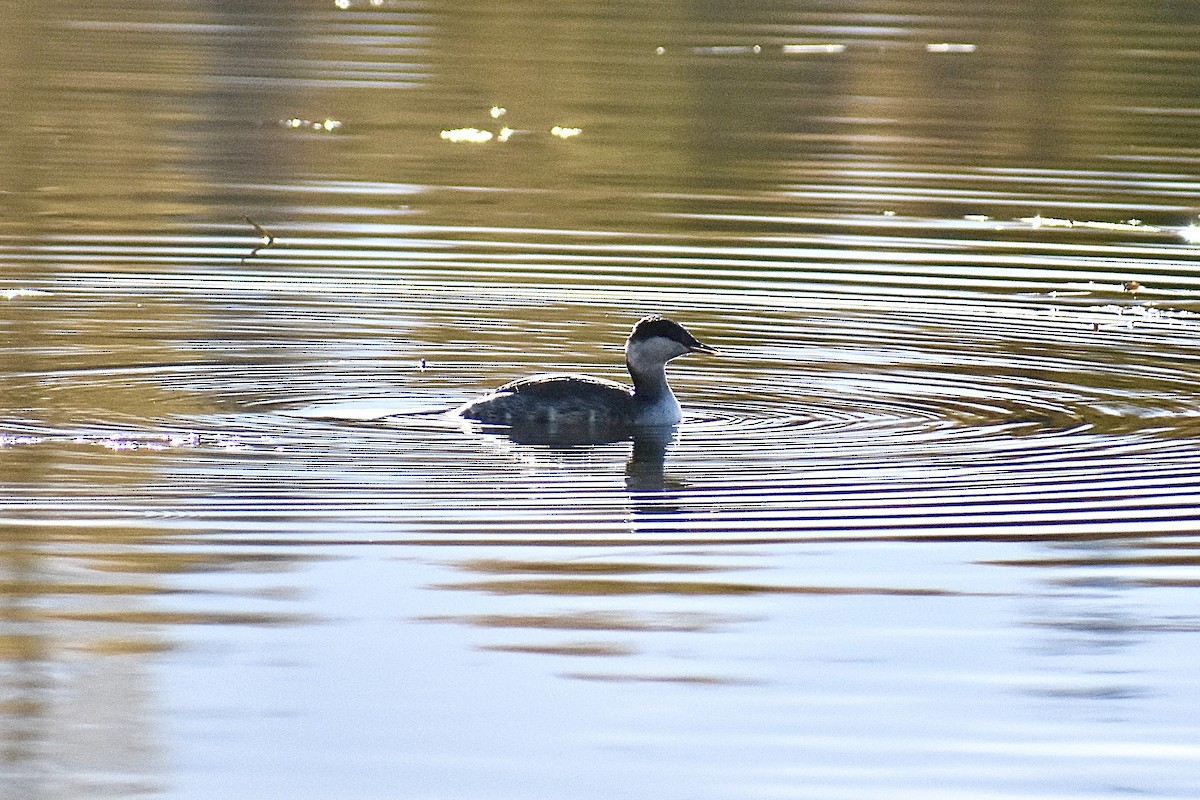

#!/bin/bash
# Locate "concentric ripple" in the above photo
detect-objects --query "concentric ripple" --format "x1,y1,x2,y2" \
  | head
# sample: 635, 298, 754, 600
5, 246, 1200, 544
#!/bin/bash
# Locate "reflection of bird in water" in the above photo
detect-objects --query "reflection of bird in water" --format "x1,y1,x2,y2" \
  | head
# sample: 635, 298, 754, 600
624, 425, 688, 493
458, 316, 715, 437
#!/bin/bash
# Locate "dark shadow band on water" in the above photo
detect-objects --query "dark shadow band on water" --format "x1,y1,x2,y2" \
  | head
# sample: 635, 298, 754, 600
300, 401, 696, 493
462, 417, 685, 493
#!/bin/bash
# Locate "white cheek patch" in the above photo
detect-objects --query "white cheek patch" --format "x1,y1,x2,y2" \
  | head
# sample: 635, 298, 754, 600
628, 336, 688, 370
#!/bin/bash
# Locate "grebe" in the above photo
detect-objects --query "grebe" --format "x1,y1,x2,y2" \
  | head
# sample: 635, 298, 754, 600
458, 316, 714, 429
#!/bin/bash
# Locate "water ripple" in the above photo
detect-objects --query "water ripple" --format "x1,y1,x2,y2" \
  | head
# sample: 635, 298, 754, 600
5, 243, 1200, 544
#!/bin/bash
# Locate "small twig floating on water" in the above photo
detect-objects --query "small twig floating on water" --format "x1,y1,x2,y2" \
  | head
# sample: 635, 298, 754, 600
242, 215, 276, 264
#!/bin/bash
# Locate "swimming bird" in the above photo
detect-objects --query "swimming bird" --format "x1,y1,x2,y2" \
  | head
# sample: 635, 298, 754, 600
458, 315, 714, 430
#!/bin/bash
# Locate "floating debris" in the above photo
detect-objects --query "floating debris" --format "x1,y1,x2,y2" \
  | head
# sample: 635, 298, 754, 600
550, 126, 582, 140
245, 216, 273, 247
489, 106, 507, 119
242, 216, 276, 264
1179, 223, 1200, 245
1123, 281, 1142, 294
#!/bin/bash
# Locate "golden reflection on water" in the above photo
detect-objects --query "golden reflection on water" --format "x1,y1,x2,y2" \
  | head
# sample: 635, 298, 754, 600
478, 641, 637, 657
0, 521, 324, 793
0, 524, 318, 650
439, 576, 960, 597
420, 609, 747, 633
0, 1, 1196, 244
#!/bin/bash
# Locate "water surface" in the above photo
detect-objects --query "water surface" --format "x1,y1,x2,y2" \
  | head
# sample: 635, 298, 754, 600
3, 2, 1200, 798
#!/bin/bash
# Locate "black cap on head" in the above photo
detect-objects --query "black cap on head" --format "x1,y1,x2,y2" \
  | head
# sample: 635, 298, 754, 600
628, 315, 714, 353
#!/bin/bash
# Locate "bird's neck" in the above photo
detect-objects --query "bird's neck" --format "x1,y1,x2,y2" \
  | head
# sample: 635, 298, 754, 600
627, 358, 682, 424
627, 357, 670, 401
